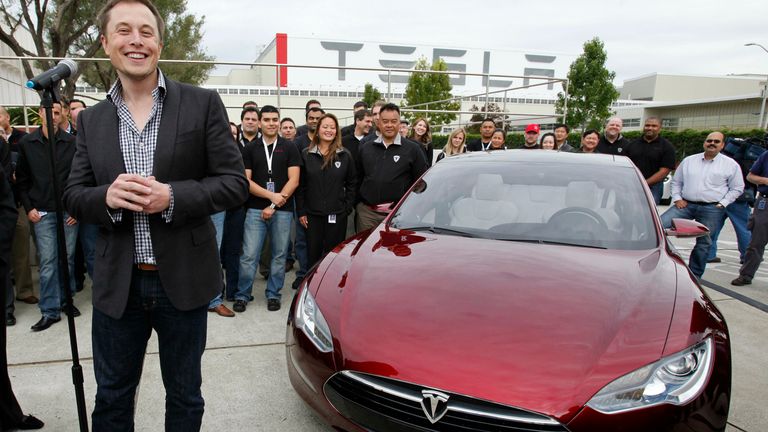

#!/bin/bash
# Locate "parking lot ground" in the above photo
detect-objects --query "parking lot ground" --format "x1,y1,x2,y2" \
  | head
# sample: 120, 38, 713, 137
6, 208, 767, 431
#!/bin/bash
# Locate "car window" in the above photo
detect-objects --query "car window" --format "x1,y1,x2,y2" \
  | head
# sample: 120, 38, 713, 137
389, 161, 658, 250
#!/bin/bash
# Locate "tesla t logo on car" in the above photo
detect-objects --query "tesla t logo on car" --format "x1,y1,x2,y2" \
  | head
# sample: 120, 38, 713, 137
420, 390, 450, 424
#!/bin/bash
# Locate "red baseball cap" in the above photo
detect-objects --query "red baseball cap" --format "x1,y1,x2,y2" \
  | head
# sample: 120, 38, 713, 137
525, 124, 540, 134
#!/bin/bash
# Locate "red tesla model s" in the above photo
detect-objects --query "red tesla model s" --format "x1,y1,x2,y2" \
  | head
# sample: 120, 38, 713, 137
286, 150, 731, 432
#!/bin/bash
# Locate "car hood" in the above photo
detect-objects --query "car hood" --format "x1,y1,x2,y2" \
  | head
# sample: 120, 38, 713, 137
323, 229, 678, 422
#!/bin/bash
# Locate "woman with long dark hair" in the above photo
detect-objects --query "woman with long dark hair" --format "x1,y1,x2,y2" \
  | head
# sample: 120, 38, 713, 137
297, 114, 357, 266
408, 117, 434, 166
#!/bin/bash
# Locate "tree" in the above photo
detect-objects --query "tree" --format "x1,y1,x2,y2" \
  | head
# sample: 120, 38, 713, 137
467, 103, 505, 133
0, 0, 214, 100
402, 57, 460, 126
362, 83, 382, 107
555, 37, 619, 131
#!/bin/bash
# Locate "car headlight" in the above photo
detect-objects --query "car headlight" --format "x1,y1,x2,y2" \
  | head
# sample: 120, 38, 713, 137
295, 285, 334, 353
586, 338, 713, 414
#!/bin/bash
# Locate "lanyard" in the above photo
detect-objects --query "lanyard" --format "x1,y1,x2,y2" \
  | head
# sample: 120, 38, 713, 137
482, 141, 491, 151
262, 137, 277, 179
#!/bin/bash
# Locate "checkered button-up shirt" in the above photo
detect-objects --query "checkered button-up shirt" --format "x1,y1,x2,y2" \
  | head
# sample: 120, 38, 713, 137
107, 70, 174, 265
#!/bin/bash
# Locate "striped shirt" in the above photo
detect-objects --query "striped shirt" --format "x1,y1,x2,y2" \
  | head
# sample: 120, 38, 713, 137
107, 70, 174, 265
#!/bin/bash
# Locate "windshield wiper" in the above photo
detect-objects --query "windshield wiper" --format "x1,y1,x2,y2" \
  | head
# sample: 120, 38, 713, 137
499, 238, 607, 249
394, 225, 480, 238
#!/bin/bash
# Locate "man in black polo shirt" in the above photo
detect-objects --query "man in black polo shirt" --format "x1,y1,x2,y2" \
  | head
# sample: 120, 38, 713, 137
356, 103, 428, 232
342, 109, 372, 164
625, 116, 676, 204
293, 107, 324, 151
597, 116, 631, 155
234, 105, 300, 312
16, 102, 79, 331
340, 101, 368, 137
295, 99, 321, 138
466, 118, 495, 151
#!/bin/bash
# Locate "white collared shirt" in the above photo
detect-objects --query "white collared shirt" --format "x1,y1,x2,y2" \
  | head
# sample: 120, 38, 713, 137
671, 152, 744, 206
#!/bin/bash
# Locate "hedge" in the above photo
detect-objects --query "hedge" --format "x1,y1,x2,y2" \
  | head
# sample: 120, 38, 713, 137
432, 129, 767, 161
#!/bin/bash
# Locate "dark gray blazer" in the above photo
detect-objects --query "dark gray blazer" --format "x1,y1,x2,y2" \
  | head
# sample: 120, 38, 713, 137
63, 77, 248, 319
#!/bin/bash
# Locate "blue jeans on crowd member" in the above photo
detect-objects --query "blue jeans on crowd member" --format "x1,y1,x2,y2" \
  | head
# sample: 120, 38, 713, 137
236, 209, 293, 302
707, 200, 751, 262
222, 206, 245, 300
649, 182, 663, 205
292, 213, 309, 287
661, 203, 726, 279
79, 222, 98, 278
33, 212, 78, 319
92, 268, 207, 432
207, 211, 226, 309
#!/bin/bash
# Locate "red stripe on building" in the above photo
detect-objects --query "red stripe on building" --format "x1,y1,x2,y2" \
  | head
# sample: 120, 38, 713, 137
276, 33, 288, 88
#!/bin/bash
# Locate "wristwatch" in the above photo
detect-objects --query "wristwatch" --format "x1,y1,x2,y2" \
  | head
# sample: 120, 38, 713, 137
269, 203, 277, 209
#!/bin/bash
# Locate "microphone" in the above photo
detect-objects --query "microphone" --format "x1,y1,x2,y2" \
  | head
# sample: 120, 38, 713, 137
25, 59, 78, 91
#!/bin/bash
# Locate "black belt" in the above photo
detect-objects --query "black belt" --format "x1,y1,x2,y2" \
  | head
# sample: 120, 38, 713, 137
685, 201, 718, 206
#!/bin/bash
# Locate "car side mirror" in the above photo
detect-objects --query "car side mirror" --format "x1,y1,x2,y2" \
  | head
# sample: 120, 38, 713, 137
665, 218, 709, 238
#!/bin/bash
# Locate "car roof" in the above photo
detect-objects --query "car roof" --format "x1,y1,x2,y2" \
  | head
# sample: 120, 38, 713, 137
444, 150, 637, 168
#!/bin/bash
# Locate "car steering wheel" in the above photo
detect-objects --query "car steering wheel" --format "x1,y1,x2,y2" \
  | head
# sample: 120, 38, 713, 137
547, 207, 608, 231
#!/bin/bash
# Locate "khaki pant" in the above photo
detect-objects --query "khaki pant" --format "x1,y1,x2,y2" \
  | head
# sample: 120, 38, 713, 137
356, 203, 387, 233
11, 206, 35, 299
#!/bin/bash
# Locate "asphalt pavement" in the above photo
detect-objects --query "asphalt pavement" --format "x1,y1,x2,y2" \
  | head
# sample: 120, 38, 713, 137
5, 205, 767, 431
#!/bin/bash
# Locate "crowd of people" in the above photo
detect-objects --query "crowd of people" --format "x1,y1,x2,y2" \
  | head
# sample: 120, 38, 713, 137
0, 0, 764, 429
1, 85, 764, 323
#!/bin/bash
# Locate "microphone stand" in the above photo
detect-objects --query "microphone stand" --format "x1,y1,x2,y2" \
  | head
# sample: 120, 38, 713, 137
39, 87, 89, 432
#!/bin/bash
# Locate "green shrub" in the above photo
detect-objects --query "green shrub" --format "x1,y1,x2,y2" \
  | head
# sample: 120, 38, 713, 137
432, 129, 767, 159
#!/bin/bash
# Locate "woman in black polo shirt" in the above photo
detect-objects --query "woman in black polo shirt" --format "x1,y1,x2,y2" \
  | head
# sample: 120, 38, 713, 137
297, 114, 358, 266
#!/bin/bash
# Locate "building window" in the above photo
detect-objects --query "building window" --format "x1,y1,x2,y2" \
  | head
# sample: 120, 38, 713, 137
300, 90, 309, 96
217, 89, 227, 94
662, 118, 679, 129
239, 89, 249, 95
338, 91, 347, 97
249, 89, 258, 95
624, 118, 641, 128
329, 91, 338, 97
260, 89, 270, 95
269, 90, 277, 95
290, 90, 299, 96
310, 90, 319, 96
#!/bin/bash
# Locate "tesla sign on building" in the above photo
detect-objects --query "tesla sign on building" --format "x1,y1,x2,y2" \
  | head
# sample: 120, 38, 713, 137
271, 34, 575, 96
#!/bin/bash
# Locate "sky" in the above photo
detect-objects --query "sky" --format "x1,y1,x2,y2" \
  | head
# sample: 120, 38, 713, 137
184, 0, 768, 86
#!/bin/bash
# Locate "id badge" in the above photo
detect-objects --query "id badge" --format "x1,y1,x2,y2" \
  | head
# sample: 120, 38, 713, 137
759, 199, 766, 210
266, 181, 275, 193
328, 214, 337, 224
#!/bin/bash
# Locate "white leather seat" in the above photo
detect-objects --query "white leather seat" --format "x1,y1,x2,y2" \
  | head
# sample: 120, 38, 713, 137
451, 174, 518, 229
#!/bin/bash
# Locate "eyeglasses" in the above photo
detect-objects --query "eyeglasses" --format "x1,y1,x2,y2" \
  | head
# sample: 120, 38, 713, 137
705, 139, 722, 144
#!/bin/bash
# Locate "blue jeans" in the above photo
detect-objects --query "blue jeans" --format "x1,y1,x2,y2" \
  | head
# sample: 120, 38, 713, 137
292, 214, 309, 284
649, 182, 663, 205
707, 200, 751, 261
32, 212, 78, 319
236, 209, 293, 301
660, 203, 726, 279
207, 211, 226, 309
222, 206, 245, 300
92, 268, 207, 431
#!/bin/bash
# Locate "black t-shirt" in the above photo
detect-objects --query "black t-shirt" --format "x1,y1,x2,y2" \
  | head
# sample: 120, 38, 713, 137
243, 136, 300, 211
625, 136, 676, 179
357, 137, 428, 206
597, 135, 631, 155
467, 138, 492, 152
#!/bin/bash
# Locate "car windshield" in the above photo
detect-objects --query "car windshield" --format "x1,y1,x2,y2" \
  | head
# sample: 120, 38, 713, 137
389, 160, 658, 250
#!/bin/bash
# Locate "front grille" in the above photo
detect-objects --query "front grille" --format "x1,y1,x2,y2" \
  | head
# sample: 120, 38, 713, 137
324, 371, 570, 432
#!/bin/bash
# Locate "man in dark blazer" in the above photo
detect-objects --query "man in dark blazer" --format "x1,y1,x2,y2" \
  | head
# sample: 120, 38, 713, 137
63, 0, 248, 430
